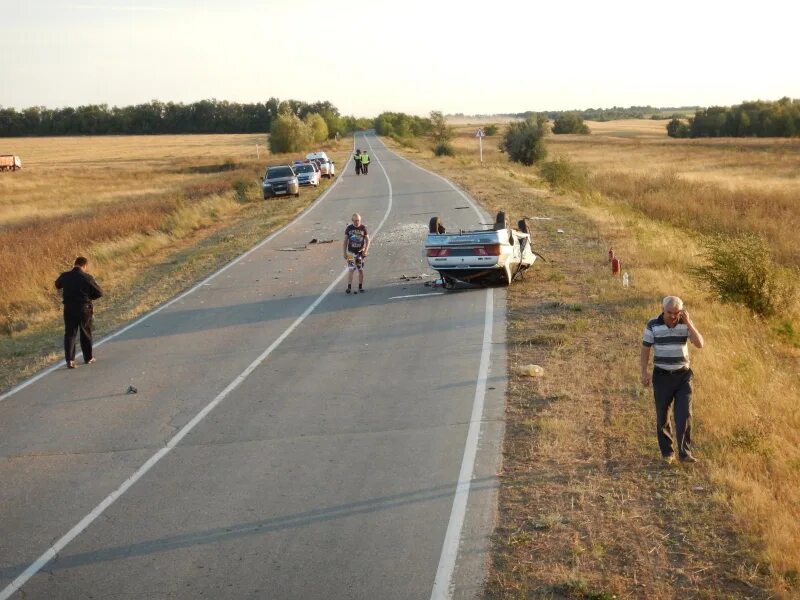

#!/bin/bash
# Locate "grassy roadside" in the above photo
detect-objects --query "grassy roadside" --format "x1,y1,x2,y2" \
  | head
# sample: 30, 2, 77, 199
384, 137, 796, 598
0, 138, 351, 393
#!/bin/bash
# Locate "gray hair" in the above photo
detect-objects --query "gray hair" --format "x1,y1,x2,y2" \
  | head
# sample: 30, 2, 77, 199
662, 296, 684, 310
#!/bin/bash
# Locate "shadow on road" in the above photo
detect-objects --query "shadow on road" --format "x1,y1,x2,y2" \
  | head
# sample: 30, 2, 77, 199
114, 283, 488, 343
0, 477, 498, 580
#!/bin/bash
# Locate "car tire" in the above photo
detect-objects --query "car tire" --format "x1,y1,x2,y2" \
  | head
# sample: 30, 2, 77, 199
429, 217, 445, 234
294, 192, 300, 198
494, 211, 508, 231
517, 218, 529, 234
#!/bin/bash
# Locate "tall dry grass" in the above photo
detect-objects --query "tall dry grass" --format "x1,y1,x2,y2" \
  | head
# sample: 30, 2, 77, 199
590, 171, 800, 267
0, 134, 267, 225
448, 120, 800, 268
597, 200, 800, 591
0, 133, 346, 336
386, 123, 800, 596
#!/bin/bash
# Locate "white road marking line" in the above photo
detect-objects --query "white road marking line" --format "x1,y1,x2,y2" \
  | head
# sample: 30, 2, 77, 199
0, 148, 357, 404
367, 135, 498, 598
374, 139, 496, 599
430, 288, 493, 600
388, 293, 445, 300
0, 135, 397, 600
388, 147, 488, 225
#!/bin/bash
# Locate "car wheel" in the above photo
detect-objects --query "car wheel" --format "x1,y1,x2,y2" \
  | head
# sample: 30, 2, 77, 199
517, 218, 529, 234
429, 217, 446, 234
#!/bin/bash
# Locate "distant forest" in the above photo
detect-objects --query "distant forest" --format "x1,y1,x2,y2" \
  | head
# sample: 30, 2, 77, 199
449, 106, 700, 122
667, 97, 800, 138
0, 98, 356, 137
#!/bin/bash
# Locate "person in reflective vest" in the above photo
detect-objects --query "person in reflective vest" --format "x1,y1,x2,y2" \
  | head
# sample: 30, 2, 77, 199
354, 149, 362, 175
360, 151, 370, 175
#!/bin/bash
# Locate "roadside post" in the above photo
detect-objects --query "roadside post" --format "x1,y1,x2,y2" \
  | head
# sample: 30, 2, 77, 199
476, 128, 485, 163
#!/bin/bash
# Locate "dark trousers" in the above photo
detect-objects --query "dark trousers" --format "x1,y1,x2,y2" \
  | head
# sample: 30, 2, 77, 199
362, 162, 369, 174
355, 161, 362, 175
653, 368, 693, 457
64, 304, 93, 363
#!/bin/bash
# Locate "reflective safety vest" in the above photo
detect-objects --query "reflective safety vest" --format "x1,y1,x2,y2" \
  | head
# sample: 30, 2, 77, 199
360, 153, 370, 164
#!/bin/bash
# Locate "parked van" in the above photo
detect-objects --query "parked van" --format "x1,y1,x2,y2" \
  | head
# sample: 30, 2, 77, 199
305, 152, 335, 178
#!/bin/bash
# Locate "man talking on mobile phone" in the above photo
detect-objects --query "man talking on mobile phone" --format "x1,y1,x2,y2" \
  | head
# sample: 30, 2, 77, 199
640, 296, 705, 464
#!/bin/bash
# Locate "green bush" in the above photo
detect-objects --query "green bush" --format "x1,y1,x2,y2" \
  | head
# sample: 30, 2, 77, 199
429, 110, 454, 156
539, 156, 588, 191
304, 113, 329, 143
232, 178, 251, 202
483, 124, 498, 136
269, 113, 313, 153
374, 112, 431, 137
552, 113, 590, 134
691, 234, 796, 317
500, 116, 549, 166
434, 142, 455, 156
666, 118, 691, 138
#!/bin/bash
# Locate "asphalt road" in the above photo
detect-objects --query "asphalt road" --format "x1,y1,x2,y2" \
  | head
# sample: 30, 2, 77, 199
0, 133, 506, 600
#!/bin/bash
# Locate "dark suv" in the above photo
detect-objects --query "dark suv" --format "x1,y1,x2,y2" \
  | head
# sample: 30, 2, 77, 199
262, 165, 300, 199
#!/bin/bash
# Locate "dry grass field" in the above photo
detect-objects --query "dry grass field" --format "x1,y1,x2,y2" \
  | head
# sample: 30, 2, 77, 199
447, 119, 800, 267
2, 125, 798, 596
0, 134, 350, 390
387, 122, 799, 598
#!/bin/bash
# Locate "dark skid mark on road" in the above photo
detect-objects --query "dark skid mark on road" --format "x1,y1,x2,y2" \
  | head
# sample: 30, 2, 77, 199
116, 288, 487, 342
0, 479, 498, 580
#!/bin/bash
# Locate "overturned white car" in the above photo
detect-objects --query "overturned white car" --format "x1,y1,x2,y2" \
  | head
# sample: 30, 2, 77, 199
424, 212, 537, 287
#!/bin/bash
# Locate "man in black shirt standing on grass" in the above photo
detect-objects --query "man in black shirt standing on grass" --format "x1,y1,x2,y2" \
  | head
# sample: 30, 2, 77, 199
55, 256, 103, 369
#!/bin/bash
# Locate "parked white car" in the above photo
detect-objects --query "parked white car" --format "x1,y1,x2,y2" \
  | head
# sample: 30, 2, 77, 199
293, 163, 321, 187
318, 157, 335, 178
306, 151, 335, 178
424, 211, 537, 287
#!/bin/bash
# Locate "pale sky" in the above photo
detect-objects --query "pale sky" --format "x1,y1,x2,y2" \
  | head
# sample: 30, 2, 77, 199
1, 0, 798, 117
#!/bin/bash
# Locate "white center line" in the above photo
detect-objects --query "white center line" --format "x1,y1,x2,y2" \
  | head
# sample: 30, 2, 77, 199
0, 147, 356, 405
430, 287, 493, 600
360, 136, 499, 599
0, 135, 394, 600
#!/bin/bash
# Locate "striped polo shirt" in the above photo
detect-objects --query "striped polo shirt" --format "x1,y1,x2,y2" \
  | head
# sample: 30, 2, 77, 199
642, 314, 690, 371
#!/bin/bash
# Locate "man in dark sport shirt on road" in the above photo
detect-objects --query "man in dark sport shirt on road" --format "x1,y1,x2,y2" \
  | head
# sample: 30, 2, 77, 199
343, 213, 369, 294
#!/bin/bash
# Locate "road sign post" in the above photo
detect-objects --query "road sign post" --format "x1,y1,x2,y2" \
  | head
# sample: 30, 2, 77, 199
475, 128, 485, 163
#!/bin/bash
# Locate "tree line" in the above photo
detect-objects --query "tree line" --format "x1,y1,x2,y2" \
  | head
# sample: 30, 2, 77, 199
469, 105, 699, 123
373, 112, 432, 138
667, 97, 800, 138
0, 98, 362, 138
